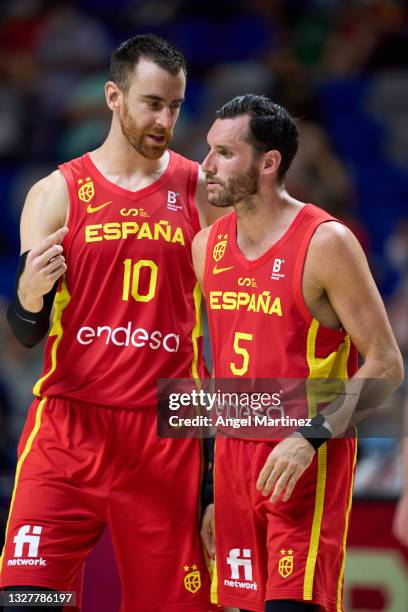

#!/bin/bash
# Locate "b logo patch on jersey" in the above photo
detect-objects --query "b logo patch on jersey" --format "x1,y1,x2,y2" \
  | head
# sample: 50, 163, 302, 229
271, 258, 286, 280
278, 548, 294, 578
167, 191, 182, 212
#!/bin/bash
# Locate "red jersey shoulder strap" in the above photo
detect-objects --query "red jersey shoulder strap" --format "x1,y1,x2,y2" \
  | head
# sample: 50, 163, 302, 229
170, 151, 200, 234
292, 203, 341, 322
203, 212, 235, 292
58, 154, 87, 254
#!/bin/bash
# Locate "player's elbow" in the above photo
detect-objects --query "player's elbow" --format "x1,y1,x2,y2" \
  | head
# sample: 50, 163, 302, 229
365, 341, 404, 392
383, 346, 404, 388
391, 352, 404, 385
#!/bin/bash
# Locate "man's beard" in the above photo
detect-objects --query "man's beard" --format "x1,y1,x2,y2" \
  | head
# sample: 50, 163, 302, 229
206, 162, 260, 208
120, 103, 172, 159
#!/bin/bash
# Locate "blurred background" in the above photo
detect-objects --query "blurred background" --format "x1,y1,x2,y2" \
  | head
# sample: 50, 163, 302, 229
0, 0, 407, 609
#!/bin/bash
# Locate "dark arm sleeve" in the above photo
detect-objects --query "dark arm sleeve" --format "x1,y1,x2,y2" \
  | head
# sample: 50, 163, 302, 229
6, 252, 57, 348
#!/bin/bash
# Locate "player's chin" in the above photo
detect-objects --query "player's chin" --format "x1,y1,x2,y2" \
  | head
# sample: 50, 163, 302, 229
145, 134, 171, 155
143, 145, 168, 159
208, 196, 231, 208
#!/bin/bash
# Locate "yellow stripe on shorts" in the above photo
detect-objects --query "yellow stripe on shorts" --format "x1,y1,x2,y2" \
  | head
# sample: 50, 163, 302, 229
0, 397, 47, 576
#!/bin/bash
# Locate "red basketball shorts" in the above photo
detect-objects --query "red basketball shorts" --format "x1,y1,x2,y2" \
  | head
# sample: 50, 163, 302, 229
0, 396, 212, 611
211, 436, 357, 612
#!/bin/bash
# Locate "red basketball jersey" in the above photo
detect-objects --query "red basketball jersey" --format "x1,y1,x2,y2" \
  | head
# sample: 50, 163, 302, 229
204, 204, 358, 382
205, 204, 359, 611
34, 151, 206, 408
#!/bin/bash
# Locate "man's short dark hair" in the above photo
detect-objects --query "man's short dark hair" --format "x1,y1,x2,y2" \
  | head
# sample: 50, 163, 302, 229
216, 94, 299, 182
109, 34, 187, 92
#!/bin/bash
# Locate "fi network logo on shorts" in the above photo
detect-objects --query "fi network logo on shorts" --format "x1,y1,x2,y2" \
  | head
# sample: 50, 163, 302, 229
224, 548, 258, 591
7, 525, 47, 567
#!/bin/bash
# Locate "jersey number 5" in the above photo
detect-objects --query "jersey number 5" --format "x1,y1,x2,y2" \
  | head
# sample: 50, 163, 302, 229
122, 258, 158, 302
230, 332, 253, 376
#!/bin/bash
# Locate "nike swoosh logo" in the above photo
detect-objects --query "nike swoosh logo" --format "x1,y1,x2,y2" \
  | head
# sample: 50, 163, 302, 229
213, 265, 234, 275
87, 201, 112, 213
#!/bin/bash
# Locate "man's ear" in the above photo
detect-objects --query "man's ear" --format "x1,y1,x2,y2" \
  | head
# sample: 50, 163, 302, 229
262, 150, 281, 176
105, 81, 122, 112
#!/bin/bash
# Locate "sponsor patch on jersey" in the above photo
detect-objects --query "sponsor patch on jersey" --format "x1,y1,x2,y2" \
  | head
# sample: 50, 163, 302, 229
76, 323, 180, 352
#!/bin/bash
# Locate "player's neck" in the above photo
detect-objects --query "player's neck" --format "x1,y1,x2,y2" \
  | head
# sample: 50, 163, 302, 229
235, 190, 304, 253
89, 129, 170, 190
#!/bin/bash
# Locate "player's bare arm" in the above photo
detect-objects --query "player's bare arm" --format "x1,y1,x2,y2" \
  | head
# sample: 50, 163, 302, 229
192, 225, 211, 289
257, 221, 404, 503
200, 503, 215, 560
192, 227, 217, 559
195, 167, 232, 227
304, 221, 403, 388
18, 170, 69, 312
392, 392, 408, 547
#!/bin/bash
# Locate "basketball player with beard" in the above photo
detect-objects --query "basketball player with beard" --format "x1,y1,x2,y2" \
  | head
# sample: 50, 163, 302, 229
1, 34, 226, 612
193, 94, 403, 612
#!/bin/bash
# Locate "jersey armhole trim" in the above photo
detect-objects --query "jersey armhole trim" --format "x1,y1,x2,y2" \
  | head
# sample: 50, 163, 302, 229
187, 160, 201, 234
203, 221, 222, 294
58, 163, 76, 256
292, 218, 340, 324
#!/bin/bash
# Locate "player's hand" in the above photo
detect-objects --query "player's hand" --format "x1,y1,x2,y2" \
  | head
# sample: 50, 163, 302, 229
18, 227, 68, 311
392, 491, 408, 547
256, 435, 315, 503
200, 503, 215, 559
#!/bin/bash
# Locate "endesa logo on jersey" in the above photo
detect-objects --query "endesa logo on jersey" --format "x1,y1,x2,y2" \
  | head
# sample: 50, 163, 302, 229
77, 322, 180, 353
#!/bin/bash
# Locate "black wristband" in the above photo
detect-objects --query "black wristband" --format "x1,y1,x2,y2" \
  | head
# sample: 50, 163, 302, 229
7, 295, 51, 348
297, 414, 332, 451
6, 252, 57, 348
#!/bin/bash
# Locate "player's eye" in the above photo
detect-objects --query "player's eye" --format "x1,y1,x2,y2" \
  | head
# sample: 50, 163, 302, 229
219, 149, 232, 159
147, 101, 161, 110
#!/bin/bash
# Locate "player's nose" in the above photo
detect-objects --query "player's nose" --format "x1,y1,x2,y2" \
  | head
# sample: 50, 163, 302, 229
201, 152, 215, 174
156, 107, 173, 129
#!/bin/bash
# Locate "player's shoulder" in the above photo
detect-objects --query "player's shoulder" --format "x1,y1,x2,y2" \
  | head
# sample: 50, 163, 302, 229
23, 169, 69, 228
311, 219, 360, 254
307, 219, 367, 286
28, 169, 68, 200
192, 224, 212, 254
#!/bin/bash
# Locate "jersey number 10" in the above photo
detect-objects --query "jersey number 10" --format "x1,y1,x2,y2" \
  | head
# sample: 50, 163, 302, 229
122, 258, 158, 302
